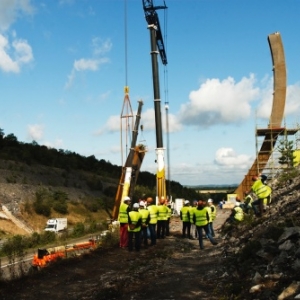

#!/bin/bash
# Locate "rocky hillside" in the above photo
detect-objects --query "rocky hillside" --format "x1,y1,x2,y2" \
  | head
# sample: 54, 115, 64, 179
0, 159, 115, 199
218, 171, 300, 299
0, 159, 117, 234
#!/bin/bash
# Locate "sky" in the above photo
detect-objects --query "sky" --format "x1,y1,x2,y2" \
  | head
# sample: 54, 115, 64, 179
1, 0, 300, 187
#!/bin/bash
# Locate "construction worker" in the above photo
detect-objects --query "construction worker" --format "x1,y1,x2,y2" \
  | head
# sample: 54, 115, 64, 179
146, 197, 158, 246
207, 199, 216, 237
180, 200, 191, 239
118, 196, 131, 248
190, 200, 198, 239
191, 200, 218, 250
243, 191, 257, 215
227, 204, 244, 224
251, 175, 272, 216
139, 201, 150, 247
128, 203, 142, 252
157, 198, 168, 239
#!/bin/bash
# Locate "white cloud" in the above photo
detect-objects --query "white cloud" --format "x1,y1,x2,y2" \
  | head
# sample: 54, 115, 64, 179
131, 108, 182, 133
0, 0, 35, 32
255, 78, 273, 119
92, 37, 112, 56
214, 147, 252, 169
44, 139, 64, 149
97, 106, 182, 135
65, 38, 111, 89
284, 83, 300, 117
178, 74, 260, 128
74, 58, 105, 71
13, 38, 33, 63
256, 79, 300, 120
0, 0, 34, 74
0, 34, 33, 72
95, 115, 122, 136
27, 124, 44, 141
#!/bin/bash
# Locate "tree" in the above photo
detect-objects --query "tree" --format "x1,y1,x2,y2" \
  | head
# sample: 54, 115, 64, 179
277, 137, 295, 168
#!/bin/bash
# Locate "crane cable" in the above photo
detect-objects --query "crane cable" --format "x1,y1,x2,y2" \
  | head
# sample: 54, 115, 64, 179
124, 0, 128, 88
120, 0, 133, 166
163, 3, 171, 199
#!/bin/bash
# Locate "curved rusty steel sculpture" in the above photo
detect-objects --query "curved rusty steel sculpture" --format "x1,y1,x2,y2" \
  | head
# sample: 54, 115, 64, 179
235, 32, 287, 197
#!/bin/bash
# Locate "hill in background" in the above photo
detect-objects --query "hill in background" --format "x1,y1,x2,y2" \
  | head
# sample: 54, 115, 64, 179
0, 128, 199, 236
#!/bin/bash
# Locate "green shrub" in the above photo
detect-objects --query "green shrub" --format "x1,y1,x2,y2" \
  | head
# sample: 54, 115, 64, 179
72, 222, 85, 237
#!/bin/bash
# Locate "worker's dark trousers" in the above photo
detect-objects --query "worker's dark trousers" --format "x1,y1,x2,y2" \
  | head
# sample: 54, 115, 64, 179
157, 220, 166, 238
165, 218, 170, 236
196, 225, 217, 249
182, 221, 191, 238
140, 226, 148, 246
128, 231, 141, 251
208, 222, 215, 237
148, 223, 157, 245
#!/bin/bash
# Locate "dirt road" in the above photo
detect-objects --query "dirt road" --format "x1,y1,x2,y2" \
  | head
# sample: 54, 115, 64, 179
0, 207, 232, 300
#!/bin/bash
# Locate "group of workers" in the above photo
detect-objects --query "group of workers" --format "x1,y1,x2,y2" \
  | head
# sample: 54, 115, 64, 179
117, 174, 272, 251
180, 198, 218, 250
119, 196, 218, 251
118, 196, 172, 252
226, 174, 272, 224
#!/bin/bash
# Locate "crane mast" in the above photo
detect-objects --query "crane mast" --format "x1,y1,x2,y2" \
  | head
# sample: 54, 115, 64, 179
142, 0, 168, 202
112, 100, 146, 220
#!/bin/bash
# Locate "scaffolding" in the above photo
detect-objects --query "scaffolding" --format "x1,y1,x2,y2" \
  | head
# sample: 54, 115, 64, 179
255, 122, 299, 179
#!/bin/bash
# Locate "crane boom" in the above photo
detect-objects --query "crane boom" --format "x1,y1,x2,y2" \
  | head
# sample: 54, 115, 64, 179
142, 0, 168, 66
142, 0, 168, 202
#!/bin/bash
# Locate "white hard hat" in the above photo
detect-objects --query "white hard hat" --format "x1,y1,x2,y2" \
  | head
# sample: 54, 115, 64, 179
123, 196, 130, 202
208, 199, 213, 203
184, 200, 190, 205
133, 203, 139, 209
139, 201, 145, 207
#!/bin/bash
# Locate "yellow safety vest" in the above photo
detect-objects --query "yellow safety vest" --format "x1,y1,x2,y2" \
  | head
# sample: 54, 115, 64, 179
189, 206, 197, 223
180, 206, 190, 222
209, 204, 216, 221
157, 205, 168, 221
128, 211, 142, 232
192, 207, 209, 226
118, 203, 129, 224
234, 206, 244, 221
139, 208, 150, 226
252, 180, 271, 199
147, 204, 158, 224
244, 195, 253, 205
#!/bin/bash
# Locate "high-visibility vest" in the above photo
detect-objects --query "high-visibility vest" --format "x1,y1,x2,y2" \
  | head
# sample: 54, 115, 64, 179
244, 195, 253, 205
233, 206, 244, 221
189, 206, 197, 223
157, 205, 168, 221
139, 208, 150, 225
209, 204, 217, 221
166, 206, 172, 219
263, 186, 272, 205
118, 203, 129, 224
147, 204, 158, 224
180, 206, 190, 222
128, 211, 142, 232
206, 206, 212, 222
192, 207, 209, 226
251, 180, 271, 199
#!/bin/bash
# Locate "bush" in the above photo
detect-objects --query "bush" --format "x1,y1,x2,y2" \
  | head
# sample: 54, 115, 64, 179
53, 201, 68, 214
72, 222, 85, 237
40, 231, 56, 244
33, 201, 51, 217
